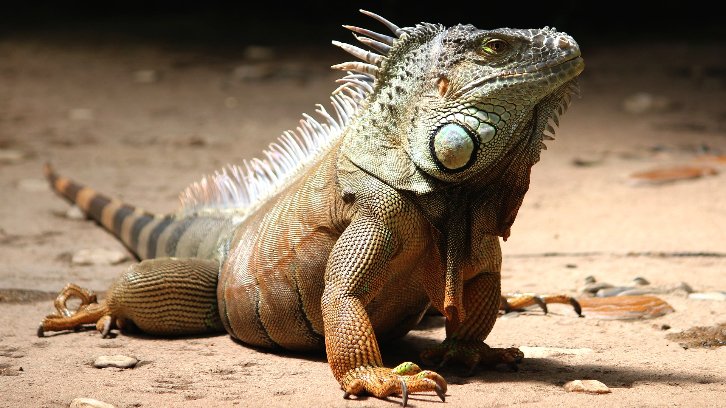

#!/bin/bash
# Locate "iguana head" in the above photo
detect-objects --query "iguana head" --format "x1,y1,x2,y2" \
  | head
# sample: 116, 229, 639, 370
404, 25, 583, 182
337, 12, 583, 194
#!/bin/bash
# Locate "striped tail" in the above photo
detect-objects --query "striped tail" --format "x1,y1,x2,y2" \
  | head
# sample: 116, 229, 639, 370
44, 163, 172, 260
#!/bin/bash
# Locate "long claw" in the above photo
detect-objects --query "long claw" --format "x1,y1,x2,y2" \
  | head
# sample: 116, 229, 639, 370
343, 391, 351, 399
435, 383, 446, 402
37, 323, 44, 337
570, 297, 583, 317
534, 296, 548, 314
400, 378, 408, 407
500, 296, 512, 313
99, 316, 113, 338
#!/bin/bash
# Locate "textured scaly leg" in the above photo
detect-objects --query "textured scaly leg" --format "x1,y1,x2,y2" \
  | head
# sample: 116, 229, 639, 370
501, 293, 582, 316
39, 258, 224, 337
322, 216, 447, 406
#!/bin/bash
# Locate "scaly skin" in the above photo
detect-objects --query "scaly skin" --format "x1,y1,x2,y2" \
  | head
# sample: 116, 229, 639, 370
39, 11, 584, 405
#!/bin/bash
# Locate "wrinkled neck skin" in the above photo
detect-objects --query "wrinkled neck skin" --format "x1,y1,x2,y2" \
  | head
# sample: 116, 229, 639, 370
410, 108, 538, 239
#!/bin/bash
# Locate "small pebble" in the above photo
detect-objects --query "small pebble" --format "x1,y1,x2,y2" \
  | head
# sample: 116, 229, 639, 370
0, 365, 22, 376
70, 397, 116, 408
617, 288, 657, 296
17, 178, 49, 192
0, 149, 26, 163
596, 286, 632, 297
71, 248, 129, 266
673, 282, 694, 294
177, 135, 207, 147
65, 206, 86, 220
622, 92, 674, 114
133, 69, 159, 84
581, 282, 614, 295
571, 155, 605, 167
519, 347, 593, 358
93, 355, 138, 369
68, 108, 94, 121
688, 292, 726, 301
632, 276, 650, 285
232, 64, 273, 81
224, 96, 239, 109
563, 379, 611, 394
242, 45, 275, 61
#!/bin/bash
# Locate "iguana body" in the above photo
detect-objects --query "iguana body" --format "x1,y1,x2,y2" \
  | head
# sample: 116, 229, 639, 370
40, 11, 583, 403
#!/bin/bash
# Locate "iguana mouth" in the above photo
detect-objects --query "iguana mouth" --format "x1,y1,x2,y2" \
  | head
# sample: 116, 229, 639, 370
500, 55, 584, 79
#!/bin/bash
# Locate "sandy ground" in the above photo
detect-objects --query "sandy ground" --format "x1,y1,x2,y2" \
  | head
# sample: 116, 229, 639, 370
0, 31, 725, 408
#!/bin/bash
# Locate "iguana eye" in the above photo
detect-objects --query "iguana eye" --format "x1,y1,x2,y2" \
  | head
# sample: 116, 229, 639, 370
431, 124, 477, 171
481, 38, 509, 55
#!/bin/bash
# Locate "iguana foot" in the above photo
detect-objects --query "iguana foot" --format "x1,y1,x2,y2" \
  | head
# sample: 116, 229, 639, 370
37, 283, 111, 337
421, 340, 524, 374
501, 293, 583, 316
342, 363, 446, 407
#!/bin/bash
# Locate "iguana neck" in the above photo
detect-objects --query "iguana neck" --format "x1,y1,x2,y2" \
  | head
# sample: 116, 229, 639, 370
338, 26, 447, 195
405, 110, 538, 239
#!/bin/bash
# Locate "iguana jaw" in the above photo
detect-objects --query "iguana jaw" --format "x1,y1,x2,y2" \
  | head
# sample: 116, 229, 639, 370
457, 51, 583, 99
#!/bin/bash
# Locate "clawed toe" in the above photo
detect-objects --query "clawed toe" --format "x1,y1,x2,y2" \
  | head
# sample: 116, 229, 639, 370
399, 379, 408, 407
37, 283, 110, 336
422, 340, 525, 376
341, 365, 447, 406
502, 293, 583, 317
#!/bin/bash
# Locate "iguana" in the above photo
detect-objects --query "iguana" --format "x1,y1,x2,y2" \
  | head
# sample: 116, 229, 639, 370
39, 10, 584, 405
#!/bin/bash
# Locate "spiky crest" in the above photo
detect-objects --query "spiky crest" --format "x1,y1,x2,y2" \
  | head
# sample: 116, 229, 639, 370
178, 10, 404, 216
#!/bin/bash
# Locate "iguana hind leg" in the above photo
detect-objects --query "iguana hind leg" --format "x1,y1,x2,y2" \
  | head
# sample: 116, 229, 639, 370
39, 258, 224, 337
501, 293, 582, 316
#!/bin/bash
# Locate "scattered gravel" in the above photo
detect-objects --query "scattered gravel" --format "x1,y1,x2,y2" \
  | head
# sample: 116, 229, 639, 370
70, 397, 116, 408
563, 379, 611, 394
71, 248, 129, 266
93, 355, 138, 369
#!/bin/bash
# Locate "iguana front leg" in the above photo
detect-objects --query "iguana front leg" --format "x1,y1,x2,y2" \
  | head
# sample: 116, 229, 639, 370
422, 272, 524, 372
322, 215, 446, 404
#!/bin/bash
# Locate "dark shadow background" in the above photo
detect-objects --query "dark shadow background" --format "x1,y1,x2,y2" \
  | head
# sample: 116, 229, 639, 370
2, 1, 723, 49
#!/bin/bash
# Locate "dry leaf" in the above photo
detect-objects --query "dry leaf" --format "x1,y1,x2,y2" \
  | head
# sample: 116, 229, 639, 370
578, 295, 674, 320
630, 165, 717, 184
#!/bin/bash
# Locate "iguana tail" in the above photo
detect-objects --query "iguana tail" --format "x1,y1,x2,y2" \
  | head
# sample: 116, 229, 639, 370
41, 164, 231, 337
44, 163, 168, 260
